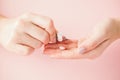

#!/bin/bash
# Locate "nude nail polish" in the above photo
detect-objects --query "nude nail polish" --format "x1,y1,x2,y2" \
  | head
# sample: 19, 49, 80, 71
78, 47, 86, 54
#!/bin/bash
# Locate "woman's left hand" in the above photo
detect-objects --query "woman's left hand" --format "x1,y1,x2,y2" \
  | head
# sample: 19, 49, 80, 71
44, 19, 120, 59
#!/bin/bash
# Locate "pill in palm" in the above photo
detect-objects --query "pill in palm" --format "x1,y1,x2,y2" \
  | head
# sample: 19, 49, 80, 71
59, 46, 65, 50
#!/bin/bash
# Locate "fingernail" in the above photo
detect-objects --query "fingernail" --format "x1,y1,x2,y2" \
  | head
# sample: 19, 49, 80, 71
78, 47, 86, 54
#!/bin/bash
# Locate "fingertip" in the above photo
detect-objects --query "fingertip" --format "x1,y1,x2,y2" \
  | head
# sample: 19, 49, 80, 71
77, 47, 86, 54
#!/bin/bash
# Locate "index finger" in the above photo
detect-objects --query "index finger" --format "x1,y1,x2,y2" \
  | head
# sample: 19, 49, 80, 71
20, 13, 57, 43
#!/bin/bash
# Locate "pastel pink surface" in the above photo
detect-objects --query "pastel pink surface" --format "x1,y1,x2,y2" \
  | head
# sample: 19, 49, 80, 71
0, 0, 120, 80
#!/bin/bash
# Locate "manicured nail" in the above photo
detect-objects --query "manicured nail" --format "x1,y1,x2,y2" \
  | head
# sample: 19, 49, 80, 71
78, 47, 86, 54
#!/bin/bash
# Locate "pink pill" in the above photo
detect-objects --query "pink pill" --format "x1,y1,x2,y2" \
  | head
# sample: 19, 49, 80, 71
59, 46, 65, 50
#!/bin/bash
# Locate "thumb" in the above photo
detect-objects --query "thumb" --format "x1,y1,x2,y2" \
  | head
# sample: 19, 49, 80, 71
78, 33, 109, 54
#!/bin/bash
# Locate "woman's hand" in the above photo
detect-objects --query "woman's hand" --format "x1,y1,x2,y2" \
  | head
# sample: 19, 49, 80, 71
0, 13, 57, 55
44, 18, 120, 59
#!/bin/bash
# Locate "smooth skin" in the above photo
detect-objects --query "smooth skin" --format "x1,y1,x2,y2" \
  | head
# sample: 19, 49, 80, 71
0, 13, 120, 59
0, 13, 57, 55
44, 18, 120, 59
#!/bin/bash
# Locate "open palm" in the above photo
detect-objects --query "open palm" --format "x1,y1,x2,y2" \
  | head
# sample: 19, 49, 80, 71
44, 38, 113, 59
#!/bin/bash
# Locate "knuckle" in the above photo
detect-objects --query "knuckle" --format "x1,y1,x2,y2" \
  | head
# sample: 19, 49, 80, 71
14, 20, 25, 32
15, 19, 24, 26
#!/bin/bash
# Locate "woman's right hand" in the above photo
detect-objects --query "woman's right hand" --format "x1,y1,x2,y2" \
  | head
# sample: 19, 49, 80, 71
0, 13, 57, 55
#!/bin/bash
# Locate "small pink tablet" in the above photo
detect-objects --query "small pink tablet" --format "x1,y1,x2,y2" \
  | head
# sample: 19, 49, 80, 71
59, 46, 66, 50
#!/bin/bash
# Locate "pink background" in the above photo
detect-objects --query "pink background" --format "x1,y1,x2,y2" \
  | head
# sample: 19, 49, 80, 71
0, 0, 120, 80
